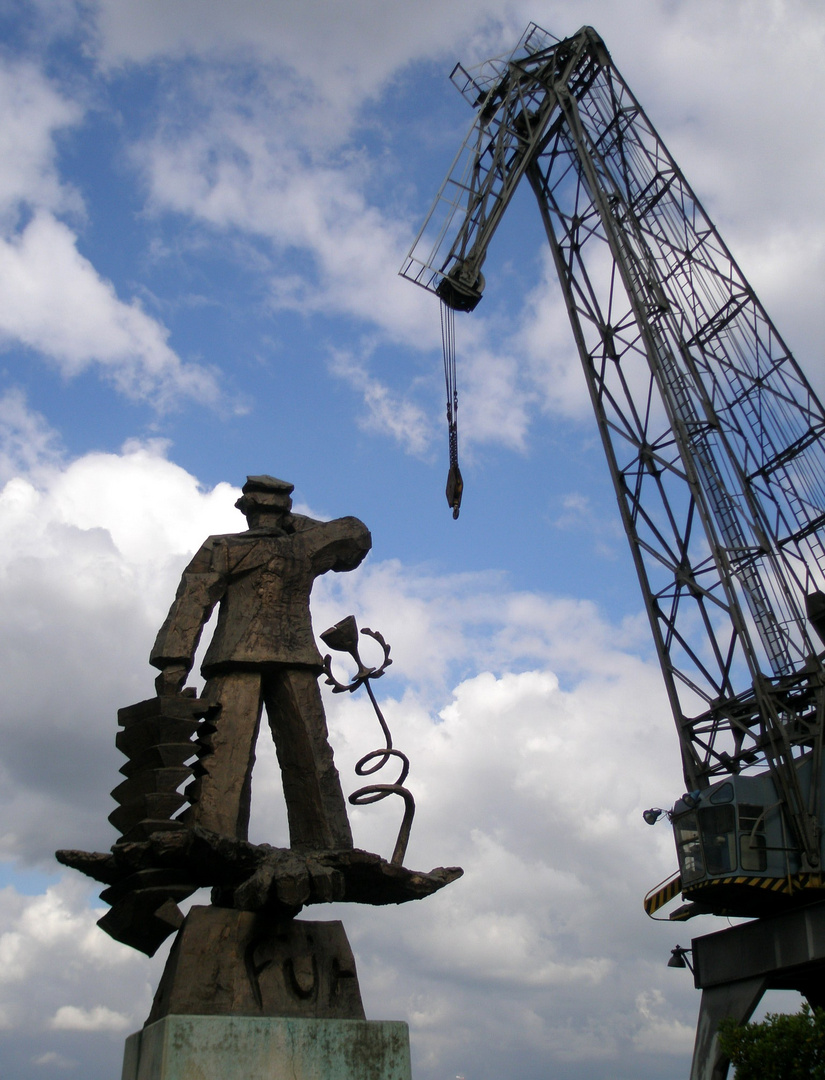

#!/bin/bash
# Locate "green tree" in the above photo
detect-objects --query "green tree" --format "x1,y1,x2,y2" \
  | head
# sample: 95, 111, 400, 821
718, 1004, 825, 1079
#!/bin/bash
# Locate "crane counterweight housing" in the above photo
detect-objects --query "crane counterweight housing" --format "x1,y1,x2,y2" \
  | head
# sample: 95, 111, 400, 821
401, 24, 825, 920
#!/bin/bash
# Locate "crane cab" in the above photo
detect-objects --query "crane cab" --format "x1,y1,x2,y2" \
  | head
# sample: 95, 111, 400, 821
668, 768, 825, 918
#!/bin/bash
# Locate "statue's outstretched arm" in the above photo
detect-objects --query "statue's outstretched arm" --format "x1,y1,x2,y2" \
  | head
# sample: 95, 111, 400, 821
305, 516, 372, 575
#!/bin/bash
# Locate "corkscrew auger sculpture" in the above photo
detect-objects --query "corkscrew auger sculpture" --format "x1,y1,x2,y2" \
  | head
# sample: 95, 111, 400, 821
321, 615, 415, 867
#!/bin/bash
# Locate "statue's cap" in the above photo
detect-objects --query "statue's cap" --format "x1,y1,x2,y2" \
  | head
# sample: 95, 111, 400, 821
236, 475, 294, 513
242, 475, 294, 496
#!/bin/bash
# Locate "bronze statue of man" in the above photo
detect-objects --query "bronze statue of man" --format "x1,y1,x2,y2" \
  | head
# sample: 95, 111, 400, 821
150, 475, 371, 850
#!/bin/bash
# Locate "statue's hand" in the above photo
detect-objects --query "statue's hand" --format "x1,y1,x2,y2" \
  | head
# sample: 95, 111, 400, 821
154, 664, 189, 696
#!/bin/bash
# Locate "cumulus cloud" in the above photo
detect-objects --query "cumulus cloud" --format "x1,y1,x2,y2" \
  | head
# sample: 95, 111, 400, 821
0, 59, 82, 224
632, 989, 696, 1055
0, 878, 161, 1079
133, 87, 439, 343
0, 55, 224, 409
0, 213, 221, 406
0, 426, 242, 863
0, 388, 63, 484
32, 1051, 77, 1068
307, 587, 705, 1079
112, 0, 825, 454
89, 0, 519, 122
327, 349, 434, 457
518, 248, 593, 422
50, 1005, 130, 1032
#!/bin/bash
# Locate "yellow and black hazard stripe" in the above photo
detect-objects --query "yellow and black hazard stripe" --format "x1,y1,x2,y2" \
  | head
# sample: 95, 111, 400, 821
791, 872, 825, 893
644, 873, 682, 915
687, 874, 791, 896
645, 870, 825, 917
687, 873, 825, 897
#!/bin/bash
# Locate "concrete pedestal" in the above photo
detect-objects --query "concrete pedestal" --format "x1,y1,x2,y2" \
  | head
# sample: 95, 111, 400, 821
122, 1014, 412, 1080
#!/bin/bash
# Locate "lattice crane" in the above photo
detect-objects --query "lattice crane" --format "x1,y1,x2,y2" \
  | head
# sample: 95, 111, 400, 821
401, 24, 825, 922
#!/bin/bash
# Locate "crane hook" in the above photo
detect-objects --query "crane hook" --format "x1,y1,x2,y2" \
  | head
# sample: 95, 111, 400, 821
441, 299, 463, 520
446, 460, 463, 519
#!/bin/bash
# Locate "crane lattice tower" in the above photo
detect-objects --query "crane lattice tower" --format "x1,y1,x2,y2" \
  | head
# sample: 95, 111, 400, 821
402, 24, 825, 921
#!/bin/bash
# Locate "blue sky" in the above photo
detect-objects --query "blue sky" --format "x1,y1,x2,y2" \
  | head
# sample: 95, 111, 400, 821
0, 1, 823, 1078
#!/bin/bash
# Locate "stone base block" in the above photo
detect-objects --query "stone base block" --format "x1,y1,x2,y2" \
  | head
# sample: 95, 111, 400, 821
122, 1014, 412, 1080
147, 909, 365, 1024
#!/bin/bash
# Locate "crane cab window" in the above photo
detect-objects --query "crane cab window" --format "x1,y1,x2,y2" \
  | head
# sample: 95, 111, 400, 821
738, 803, 767, 872
674, 804, 737, 882
698, 805, 736, 875
674, 813, 703, 882
710, 782, 734, 804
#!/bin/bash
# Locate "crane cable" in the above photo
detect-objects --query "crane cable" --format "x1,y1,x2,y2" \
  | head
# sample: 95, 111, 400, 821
440, 298, 463, 519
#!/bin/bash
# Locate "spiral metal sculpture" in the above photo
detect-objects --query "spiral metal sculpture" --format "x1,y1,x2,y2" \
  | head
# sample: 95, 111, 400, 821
320, 615, 415, 866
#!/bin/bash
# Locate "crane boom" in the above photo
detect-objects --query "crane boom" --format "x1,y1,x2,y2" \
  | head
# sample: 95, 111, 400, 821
402, 24, 825, 918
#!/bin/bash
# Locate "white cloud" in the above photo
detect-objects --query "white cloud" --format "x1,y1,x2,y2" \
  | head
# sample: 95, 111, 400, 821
50, 1005, 130, 1032
90, 0, 519, 121
0, 877, 161, 1080
0, 55, 226, 409
518, 249, 593, 422
41, 442, 241, 568
0, 213, 221, 407
0, 430, 243, 862
117, 0, 825, 457
135, 96, 439, 343
32, 1051, 77, 1068
116, 23, 545, 456
0, 877, 155, 1017
632, 989, 696, 1055
327, 349, 434, 457
454, 341, 534, 454
0, 388, 63, 484
0, 59, 82, 224
139, 93, 541, 452
0, 883, 129, 978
